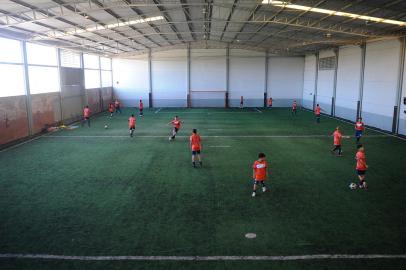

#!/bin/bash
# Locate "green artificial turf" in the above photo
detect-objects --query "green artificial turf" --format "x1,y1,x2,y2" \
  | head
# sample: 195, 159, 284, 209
0, 107, 405, 270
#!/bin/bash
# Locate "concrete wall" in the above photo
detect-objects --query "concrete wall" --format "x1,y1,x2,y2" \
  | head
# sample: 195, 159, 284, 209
0, 96, 29, 144
113, 49, 305, 108
268, 56, 304, 107
60, 67, 84, 123
31, 92, 61, 133
316, 50, 335, 113
303, 55, 317, 109
335, 46, 361, 121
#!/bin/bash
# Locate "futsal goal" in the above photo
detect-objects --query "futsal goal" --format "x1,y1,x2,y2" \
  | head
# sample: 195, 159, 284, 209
188, 90, 227, 107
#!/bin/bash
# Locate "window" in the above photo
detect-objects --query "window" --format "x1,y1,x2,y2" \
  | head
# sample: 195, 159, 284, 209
28, 66, 59, 94
83, 54, 99, 69
60, 50, 81, 68
100, 57, 111, 70
0, 64, 25, 97
26, 43, 57, 66
84, 69, 100, 89
0, 37, 22, 63
101, 70, 112, 87
319, 56, 336, 70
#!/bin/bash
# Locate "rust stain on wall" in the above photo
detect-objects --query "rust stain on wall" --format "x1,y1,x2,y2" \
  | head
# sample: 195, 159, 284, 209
31, 93, 61, 133
0, 96, 29, 145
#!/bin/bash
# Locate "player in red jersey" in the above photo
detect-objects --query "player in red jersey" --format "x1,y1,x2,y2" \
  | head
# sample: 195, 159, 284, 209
251, 153, 269, 197
314, 104, 322, 123
114, 99, 122, 114
331, 126, 343, 156
82, 105, 91, 127
168, 116, 182, 141
190, 129, 202, 167
268, 97, 273, 108
355, 117, 365, 143
292, 100, 298, 115
108, 102, 114, 117
128, 114, 136, 137
355, 144, 368, 189
139, 99, 144, 117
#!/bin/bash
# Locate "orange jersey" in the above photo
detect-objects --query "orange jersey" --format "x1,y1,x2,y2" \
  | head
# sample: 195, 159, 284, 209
139, 102, 144, 109
268, 98, 273, 106
171, 119, 181, 129
108, 104, 114, 112
292, 102, 297, 109
253, 160, 268, 181
356, 151, 367, 170
83, 108, 91, 118
190, 133, 201, 151
355, 121, 364, 131
315, 106, 321, 115
333, 130, 342, 145
129, 116, 136, 128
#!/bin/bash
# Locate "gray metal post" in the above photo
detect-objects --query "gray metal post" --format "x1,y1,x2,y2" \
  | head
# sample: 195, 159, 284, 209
187, 43, 191, 107
332, 48, 339, 116
80, 52, 87, 108
395, 37, 406, 134
264, 50, 269, 108
226, 44, 230, 108
358, 42, 366, 120
313, 52, 319, 110
98, 55, 102, 111
148, 48, 153, 108
57, 48, 63, 123
22, 41, 33, 136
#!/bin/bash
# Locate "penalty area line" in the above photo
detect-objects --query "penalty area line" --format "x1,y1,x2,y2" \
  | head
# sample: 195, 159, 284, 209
0, 253, 405, 261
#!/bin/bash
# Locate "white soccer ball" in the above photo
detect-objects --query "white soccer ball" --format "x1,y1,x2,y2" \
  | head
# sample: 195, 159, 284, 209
349, 183, 357, 190
104, 125, 108, 129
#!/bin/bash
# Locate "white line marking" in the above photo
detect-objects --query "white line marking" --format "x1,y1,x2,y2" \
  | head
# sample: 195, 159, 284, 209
208, 145, 231, 148
254, 108, 262, 113
43, 135, 388, 139
0, 253, 405, 261
154, 108, 162, 114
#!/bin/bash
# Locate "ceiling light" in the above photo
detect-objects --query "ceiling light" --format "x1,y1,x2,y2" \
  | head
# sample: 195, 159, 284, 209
34, 16, 164, 40
262, 0, 406, 27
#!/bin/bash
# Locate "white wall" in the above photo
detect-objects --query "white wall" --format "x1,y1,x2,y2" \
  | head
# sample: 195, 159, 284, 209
268, 57, 304, 107
112, 56, 149, 107
151, 49, 187, 107
362, 39, 401, 131
316, 50, 335, 114
335, 45, 361, 121
190, 49, 226, 107
303, 54, 316, 109
397, 43, 406, 136
229, 49, 265, 107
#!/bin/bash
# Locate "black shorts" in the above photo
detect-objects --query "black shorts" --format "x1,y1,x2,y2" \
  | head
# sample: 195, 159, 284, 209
192, 150, 201, 155
173, 127, 179, 133
357, 170, 366, 175
129, 126, 135, 130
84, 117, 89, 120
253, 180, 265, 185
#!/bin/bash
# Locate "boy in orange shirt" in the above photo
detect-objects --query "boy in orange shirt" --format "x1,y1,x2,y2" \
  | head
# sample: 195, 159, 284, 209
355, 144, 368, 189
139, 99, 144, 117
82, 105, 91, 127
355, 117, 365, 143
331, 126, 343, 156
168, 116, 182, 141
108, 102, 114, 117
292, 100, 298, 116
190, 129, 202, 167
314, 104, 322, 123
268, 97, 273, 108
252, 153, 268, 197
129, 114, 136, 137
114, 99, 122, 114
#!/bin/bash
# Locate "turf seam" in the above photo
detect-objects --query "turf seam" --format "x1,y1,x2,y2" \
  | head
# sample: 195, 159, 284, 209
0, 253, 405, 261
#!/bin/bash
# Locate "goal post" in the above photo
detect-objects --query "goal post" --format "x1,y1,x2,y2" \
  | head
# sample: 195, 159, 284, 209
189, 90, 227, 107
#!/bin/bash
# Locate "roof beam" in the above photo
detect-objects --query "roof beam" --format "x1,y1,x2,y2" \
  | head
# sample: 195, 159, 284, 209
179, 0, 196, 41
219, 0, 238, 41
152, 0, 185, 43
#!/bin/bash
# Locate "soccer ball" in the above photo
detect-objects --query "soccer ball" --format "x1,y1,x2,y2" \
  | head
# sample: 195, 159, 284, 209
349, 183, 357, 190
104, 125, 108, 129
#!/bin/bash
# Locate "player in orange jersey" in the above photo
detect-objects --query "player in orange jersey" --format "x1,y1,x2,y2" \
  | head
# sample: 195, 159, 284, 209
251, 153, 268, 197
314, 104, 322, 123
190, 129, 202, 167
139, 99, 144, 117
355, 117, 365, 143
292, 100, 298, 116
331, 126, 343, 156
82, 105, 91, 127
268, 97, 273, 108
108, 102, 114, 117
355, 144, 368, 189
168, 116, 182, 141
129, 114, 136, 137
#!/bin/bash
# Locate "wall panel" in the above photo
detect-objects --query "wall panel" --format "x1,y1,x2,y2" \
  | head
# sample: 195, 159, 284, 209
303, 55, 316, 109
0, 96, 29, 145
316, 50, 335, 113
31, 92, 61, 133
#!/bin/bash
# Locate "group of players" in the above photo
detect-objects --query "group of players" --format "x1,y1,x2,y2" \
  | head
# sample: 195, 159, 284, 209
82, 98, 368, 197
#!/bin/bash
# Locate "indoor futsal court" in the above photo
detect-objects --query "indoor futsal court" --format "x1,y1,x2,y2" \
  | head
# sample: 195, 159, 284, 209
0, 1, 406, 270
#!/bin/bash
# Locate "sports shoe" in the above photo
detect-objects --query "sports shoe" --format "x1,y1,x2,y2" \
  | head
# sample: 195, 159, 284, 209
262, 187, 267, 192
251, 192, 256, 197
